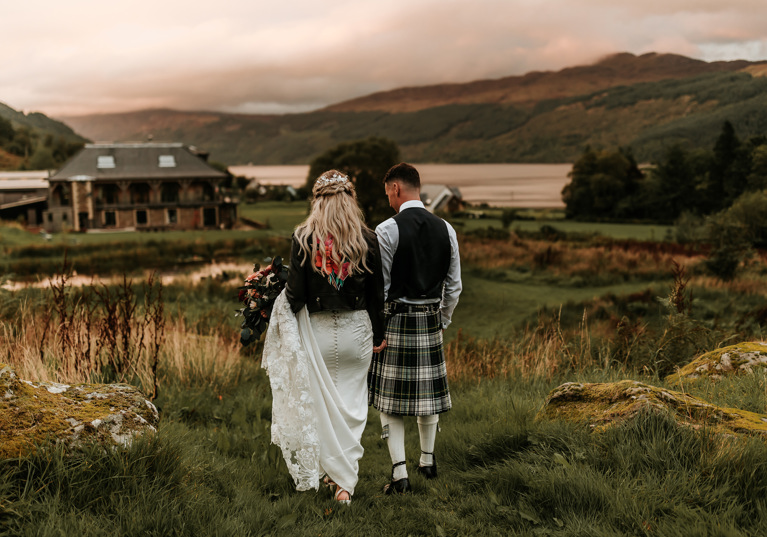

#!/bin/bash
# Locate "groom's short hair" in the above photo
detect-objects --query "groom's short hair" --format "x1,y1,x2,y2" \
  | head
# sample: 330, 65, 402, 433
383, 162, 420, 190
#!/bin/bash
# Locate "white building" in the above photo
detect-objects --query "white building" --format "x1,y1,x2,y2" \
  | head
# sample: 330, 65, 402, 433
420, 184, 463, 213
0, 170, 51, 226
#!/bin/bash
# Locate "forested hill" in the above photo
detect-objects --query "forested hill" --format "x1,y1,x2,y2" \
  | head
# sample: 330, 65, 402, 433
0, 102, 87, 170
321, 52, 758, 113
57, 52, 767, 166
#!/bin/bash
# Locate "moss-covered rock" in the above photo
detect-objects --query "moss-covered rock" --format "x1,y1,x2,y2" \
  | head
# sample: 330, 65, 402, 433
537, 380, 767, 438
665, 341, 767, 386
0, 363, 159, 459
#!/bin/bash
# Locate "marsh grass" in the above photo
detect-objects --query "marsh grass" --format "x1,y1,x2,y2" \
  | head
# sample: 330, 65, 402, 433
1, 234, 290, 283
459, 233, 705, 286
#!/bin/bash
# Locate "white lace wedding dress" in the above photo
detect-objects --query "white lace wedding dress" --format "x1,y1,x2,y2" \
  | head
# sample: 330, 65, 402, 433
262, 290, 373, 495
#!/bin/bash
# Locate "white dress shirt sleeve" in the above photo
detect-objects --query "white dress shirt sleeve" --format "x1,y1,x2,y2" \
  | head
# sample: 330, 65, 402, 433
375, 218, 398, 302
440, 221, 462, 329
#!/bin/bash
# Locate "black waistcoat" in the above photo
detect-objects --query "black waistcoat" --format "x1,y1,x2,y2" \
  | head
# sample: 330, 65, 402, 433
388, 207, 451, 301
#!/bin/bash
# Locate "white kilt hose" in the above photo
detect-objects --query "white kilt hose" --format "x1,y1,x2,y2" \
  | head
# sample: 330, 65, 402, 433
368, 303, 452, 416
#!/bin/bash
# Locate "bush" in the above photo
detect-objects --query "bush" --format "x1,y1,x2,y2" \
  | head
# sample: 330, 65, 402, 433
465, 227, 511, 240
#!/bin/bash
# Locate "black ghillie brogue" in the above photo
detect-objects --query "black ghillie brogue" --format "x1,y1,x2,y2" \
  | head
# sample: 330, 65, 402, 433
383, 461, 412, 495
416, 451, 438, 480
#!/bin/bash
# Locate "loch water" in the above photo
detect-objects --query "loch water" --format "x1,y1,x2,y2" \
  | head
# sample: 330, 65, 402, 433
229, 163, 572, 208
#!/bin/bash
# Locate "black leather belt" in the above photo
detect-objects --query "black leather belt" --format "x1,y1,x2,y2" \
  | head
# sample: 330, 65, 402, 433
385, 302, 440, 315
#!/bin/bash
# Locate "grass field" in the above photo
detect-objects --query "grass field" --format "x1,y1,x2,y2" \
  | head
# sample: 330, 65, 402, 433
1, 201, 678, 286
451, 273, 662, 340
2, 362, 766, 536
1, 201, 669, 250
2, 202, 767, 535
451, 209, 675, 241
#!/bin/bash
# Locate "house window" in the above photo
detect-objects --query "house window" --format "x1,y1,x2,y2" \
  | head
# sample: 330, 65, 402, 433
191, 181, 215, 202
99, 184, 119, 205
166, 208, 177, 225
136, 210, 148, 225
158, 155, 176, 168
62, 212, 68, 221
203, 208, 217, 227
161, 183, 180, 203
130, 183, 150, 204
97, 156, 116, 169
51, 184, 71, 206
104, 211, 116, 227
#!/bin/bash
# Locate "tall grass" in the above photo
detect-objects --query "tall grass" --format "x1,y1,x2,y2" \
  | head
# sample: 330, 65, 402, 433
2, 231, 767, 535
0, 272, 245, 400
3, 372, 766, 536
459, 233, 705, 285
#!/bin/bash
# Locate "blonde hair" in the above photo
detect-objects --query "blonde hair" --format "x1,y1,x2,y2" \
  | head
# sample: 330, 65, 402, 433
294, 170, 371, 275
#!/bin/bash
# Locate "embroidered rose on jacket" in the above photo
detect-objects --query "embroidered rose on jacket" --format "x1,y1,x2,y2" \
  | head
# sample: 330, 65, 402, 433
315, 236, 350, 290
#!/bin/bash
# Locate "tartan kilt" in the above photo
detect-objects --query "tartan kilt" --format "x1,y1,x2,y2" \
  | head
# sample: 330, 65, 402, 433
368, 307, 452, 416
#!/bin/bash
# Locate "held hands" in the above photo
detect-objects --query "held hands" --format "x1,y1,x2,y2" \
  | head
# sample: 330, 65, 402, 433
373, 340, 387, 354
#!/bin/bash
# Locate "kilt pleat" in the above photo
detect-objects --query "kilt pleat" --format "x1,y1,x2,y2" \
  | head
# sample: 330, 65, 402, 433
368, 309, 452, 415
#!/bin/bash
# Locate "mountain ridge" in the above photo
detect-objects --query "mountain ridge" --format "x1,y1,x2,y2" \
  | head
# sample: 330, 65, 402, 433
320, 52, 760, 113
49, 51, 767, 166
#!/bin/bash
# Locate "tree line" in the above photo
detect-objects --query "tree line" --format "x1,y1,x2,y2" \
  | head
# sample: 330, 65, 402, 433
562, 120, 767, 279
0, 115, 83, 170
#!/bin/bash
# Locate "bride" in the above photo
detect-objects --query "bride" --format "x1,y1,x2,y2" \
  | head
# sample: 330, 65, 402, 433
262, 169, 385, 504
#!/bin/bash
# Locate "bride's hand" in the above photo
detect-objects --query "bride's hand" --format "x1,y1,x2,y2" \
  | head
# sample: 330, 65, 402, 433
373, 340, 387, 353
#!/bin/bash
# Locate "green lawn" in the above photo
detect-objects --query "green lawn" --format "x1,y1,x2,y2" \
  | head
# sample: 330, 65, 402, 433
238, 200, 308, 234
2, 202, 672, 251
453, 216, 675, 241
450, 272, 664, 341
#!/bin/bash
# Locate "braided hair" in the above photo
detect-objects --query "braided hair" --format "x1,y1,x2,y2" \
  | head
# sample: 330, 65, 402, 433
294, 170, 372, 275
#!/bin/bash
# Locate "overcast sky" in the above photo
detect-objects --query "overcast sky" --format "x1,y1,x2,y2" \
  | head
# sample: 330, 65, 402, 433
3, 0, 767, 117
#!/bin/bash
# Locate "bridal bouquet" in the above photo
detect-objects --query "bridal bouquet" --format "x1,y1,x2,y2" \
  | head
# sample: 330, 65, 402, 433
236, 256, 289, 346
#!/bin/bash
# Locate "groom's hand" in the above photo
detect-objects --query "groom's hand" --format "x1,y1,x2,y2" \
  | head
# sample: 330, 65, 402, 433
373, 340, 387, 353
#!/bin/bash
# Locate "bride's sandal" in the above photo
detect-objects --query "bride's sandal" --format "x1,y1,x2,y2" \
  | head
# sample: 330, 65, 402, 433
334, 487, 351, 505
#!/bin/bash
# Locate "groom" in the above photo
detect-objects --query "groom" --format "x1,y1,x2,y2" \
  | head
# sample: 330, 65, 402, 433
369, 162, 462, 494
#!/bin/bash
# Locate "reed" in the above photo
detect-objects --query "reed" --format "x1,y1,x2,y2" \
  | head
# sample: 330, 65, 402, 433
459, 233, 706, 284
0, 271, 246, 400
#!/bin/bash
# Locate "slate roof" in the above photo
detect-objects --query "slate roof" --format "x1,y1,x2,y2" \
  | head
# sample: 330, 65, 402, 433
0, 171, 50, 190
49, 143, 227, 181
0, 196, 47, 210
420, 184, 463, 212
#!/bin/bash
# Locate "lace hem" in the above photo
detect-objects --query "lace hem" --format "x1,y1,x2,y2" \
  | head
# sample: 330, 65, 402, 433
262, 290, 321, 491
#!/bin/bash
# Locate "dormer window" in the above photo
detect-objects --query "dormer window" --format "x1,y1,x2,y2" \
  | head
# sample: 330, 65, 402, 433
97, 155, 115, 169
158, 155, 176, 168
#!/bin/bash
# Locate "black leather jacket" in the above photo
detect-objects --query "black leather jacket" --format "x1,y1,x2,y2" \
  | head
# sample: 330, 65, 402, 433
285, 228, 385, 346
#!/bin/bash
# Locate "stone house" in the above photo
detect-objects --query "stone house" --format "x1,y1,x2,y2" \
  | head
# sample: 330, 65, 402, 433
45, 143, 236, 232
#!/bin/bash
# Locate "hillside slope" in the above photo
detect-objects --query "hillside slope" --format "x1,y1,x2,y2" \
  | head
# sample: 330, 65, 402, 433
323, 52, 755, 113
0, 102, 86, 143
57, 52, 767, 165
0, 102, 88, 170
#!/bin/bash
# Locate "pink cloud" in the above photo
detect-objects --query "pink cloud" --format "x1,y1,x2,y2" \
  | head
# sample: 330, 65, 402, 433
3, 0, 767, 116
